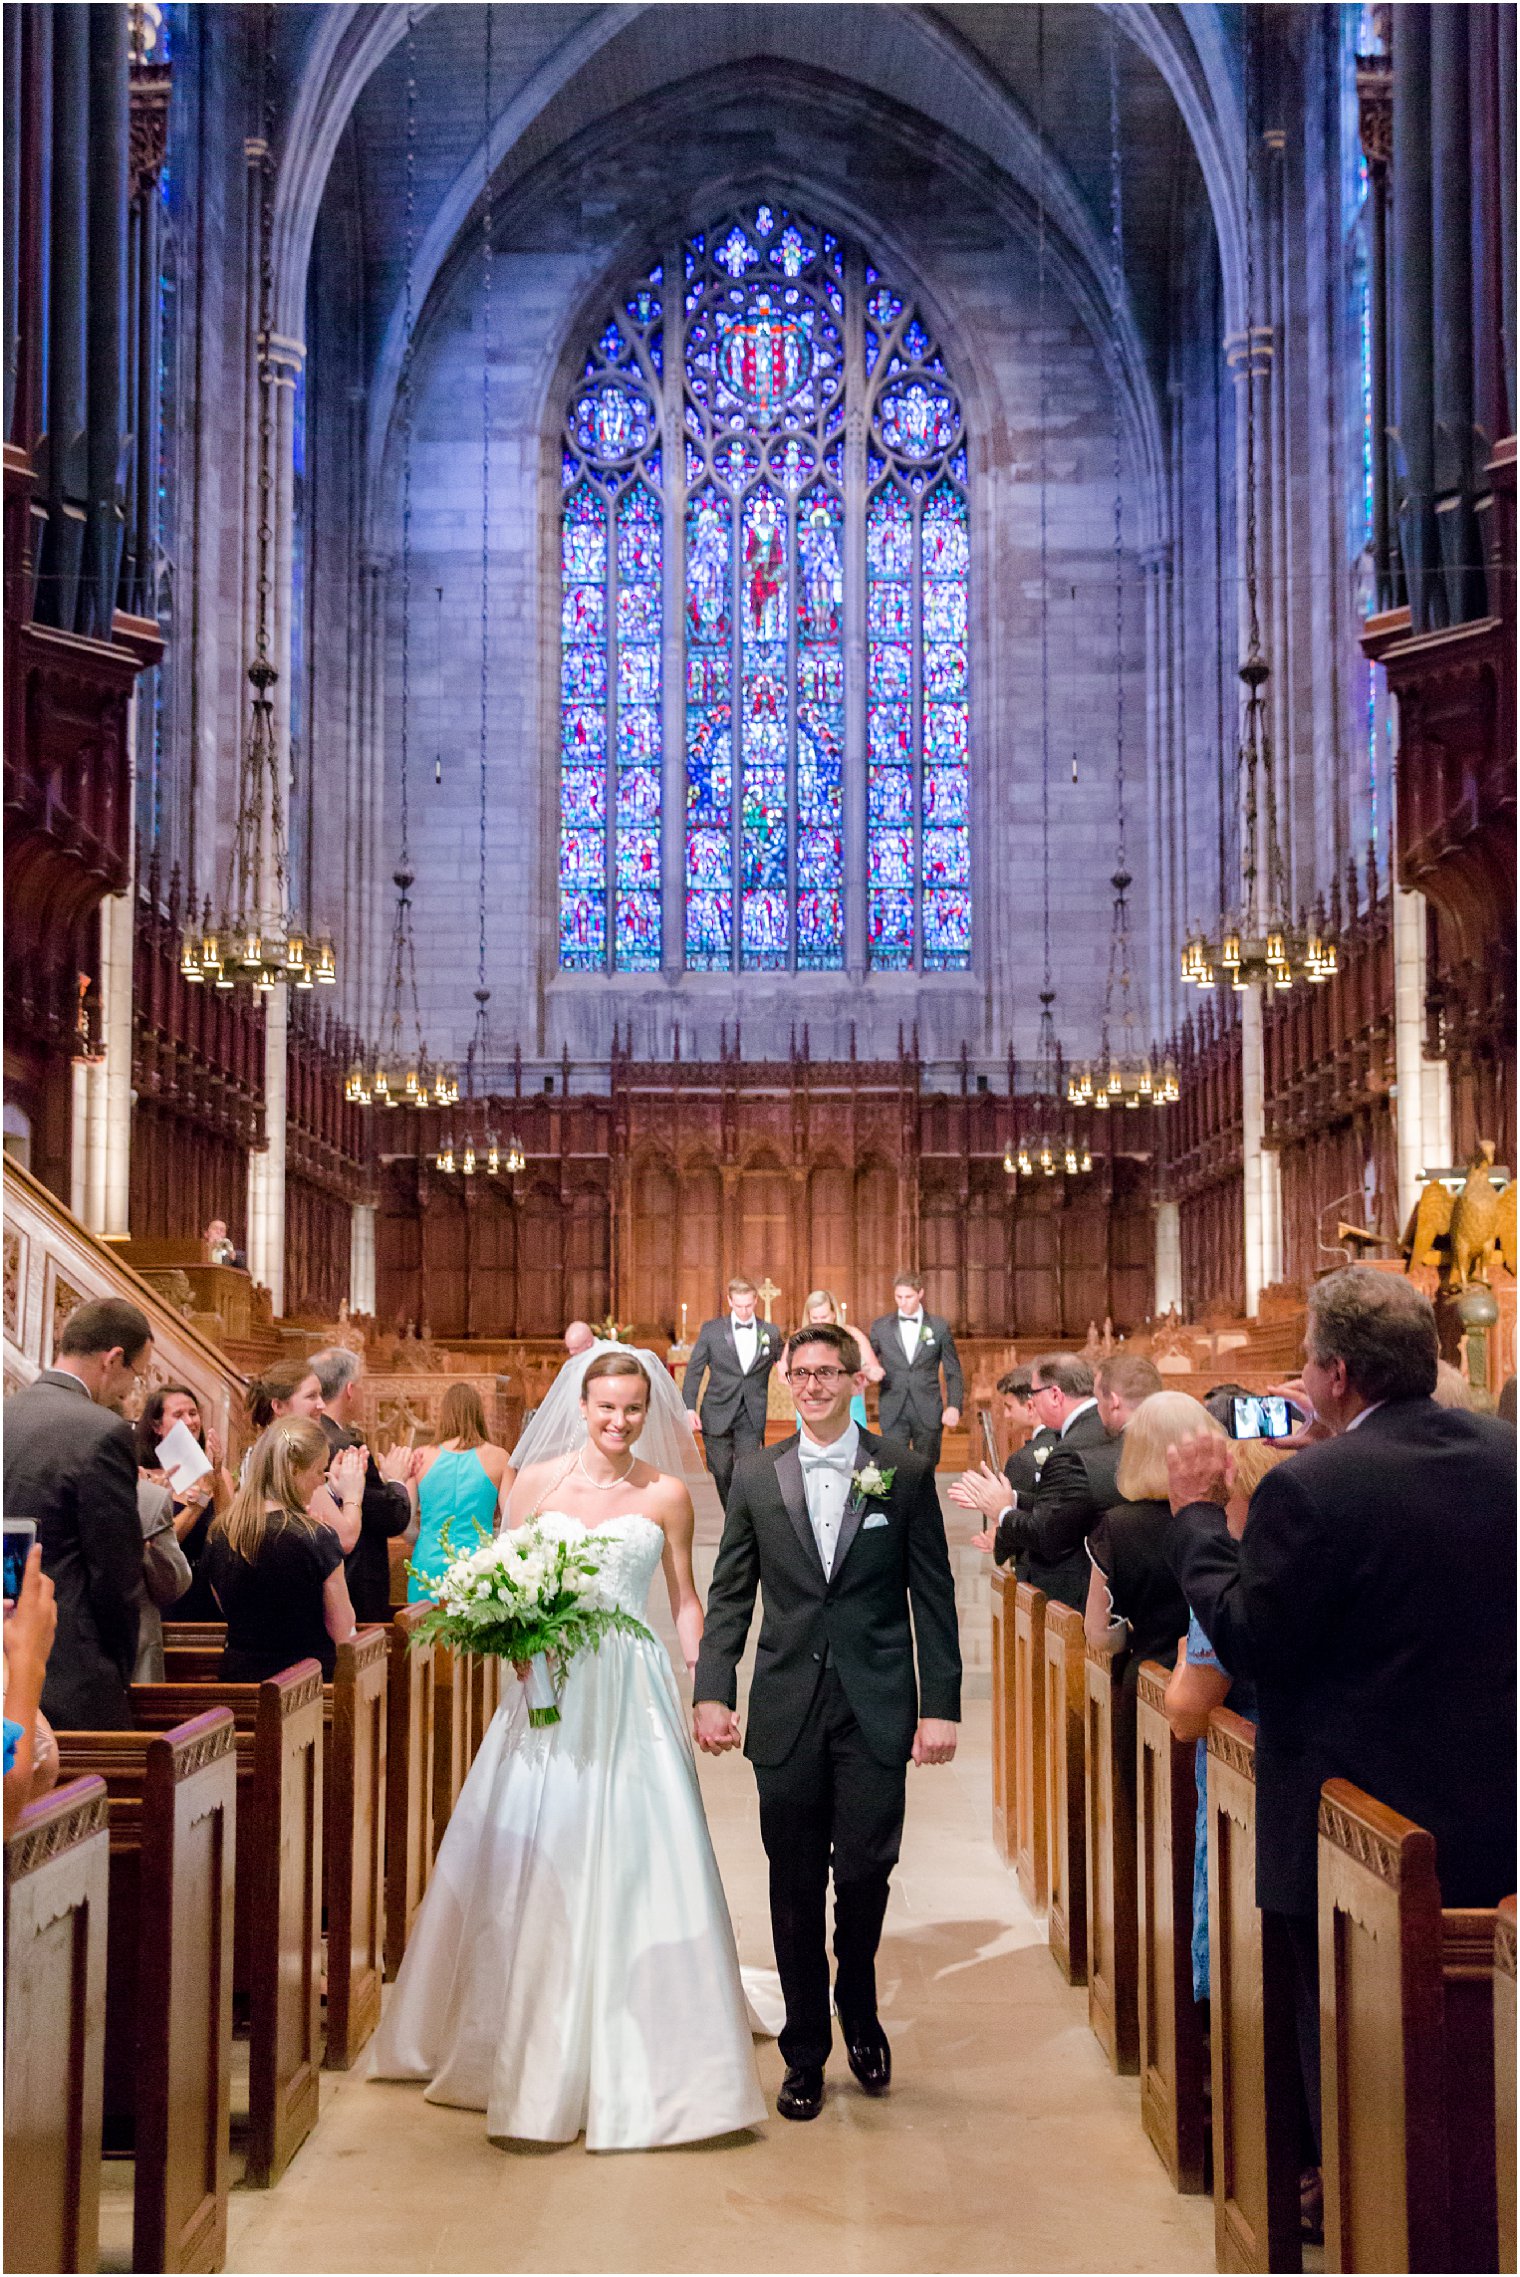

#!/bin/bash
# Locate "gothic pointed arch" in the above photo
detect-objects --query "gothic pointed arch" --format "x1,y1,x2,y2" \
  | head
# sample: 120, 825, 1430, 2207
556, 197, 970, 979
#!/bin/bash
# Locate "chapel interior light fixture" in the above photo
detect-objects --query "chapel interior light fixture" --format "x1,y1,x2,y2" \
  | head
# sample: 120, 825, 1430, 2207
1173, 12, 1336, 1004
178, 16, 333, 999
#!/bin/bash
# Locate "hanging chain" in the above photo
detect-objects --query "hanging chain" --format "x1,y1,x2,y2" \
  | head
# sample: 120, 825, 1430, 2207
253, 6, 275, 677
398, 7, 416, 884
478, 4, 493, 1012
1239, 3, 1263, 927
1036, 3, 1053, 1021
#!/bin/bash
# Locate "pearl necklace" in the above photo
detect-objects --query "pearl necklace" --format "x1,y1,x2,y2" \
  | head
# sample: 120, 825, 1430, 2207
577, 1446, 636, 1493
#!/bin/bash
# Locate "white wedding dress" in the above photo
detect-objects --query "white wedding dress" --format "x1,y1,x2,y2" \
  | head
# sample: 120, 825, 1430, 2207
369, 1512, 769, 2149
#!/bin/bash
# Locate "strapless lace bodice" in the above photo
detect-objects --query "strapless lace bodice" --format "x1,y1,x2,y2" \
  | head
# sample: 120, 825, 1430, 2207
534, 1511, 664, 1622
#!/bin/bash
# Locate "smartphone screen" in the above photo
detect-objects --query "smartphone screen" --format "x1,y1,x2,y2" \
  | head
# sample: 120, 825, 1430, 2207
1231, 1395, 1292, 1441
2, 1520, 37, 1601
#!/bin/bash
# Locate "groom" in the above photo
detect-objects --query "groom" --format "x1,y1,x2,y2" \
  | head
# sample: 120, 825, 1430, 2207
693, 1321, 961, 2121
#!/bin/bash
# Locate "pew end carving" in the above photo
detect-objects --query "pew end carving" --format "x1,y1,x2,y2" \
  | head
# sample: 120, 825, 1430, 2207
1135, 1663, 1208, 2195
1042, 1602, 1088, 1986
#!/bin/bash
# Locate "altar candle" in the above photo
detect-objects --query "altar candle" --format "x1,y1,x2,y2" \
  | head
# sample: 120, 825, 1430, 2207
679, 1302, 688, 1341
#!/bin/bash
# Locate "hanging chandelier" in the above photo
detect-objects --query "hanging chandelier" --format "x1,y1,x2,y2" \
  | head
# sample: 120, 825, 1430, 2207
1004, 14, 1089, 1187
180, 6, 334, 997
436, 16, 518, 1178
1069, 29, 1176, 1112
1178, 16, 1337, 1000
347, 11, 453, 1109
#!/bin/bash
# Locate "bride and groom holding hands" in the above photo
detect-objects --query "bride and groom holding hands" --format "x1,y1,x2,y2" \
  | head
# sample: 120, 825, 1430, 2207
371, 1313, 962, 2150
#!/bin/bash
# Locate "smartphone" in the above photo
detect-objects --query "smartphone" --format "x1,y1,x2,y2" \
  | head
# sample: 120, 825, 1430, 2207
1230, 1394, 1293, 1442
2, 1518, 37, 1601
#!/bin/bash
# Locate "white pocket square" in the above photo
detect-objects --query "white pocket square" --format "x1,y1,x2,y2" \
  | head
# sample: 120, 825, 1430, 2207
862, 1512, 890, 1530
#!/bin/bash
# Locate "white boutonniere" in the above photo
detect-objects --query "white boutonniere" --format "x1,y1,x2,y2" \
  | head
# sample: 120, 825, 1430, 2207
1033, 1442, 1051, 1468
851, 1460, 896, 1504
919, 1327, 935, 1351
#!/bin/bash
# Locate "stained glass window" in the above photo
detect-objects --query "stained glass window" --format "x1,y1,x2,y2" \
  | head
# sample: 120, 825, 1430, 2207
558, 205, 969, 974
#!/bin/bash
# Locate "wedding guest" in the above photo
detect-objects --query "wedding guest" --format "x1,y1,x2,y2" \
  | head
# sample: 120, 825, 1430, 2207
867, 1273, 963, 1468
3, 1545, 59, 1836
1164, 1266, 1517, 2181
203, 1218, 243, 1268
4, 1297, 154, 1729
1433, 1358, 1481, 1410
789, 1290, 883, 1429
133, 1381, 236, 1618
409, 1385, 511, 1601
132, 1472, 192, 1681
203, 1418, 359, 1682
682, 1279, 783, 1508
1084, 1391, 1216, 1677
310, 1348, 416, 1621
563, 1321, 596, 1358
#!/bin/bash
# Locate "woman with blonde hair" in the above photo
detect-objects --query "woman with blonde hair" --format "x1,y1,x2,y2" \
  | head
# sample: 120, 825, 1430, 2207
787, 1289, 883, 1429
1086, 1391, 1226, 1667
409, 1383, 512, 1601
203, 1417, 360, 1681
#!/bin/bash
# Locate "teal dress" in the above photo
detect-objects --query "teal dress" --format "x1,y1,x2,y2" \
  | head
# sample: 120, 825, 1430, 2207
408, 1446, 501, 1602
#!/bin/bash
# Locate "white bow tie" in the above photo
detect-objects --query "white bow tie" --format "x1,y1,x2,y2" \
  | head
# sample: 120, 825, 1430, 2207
799, 1441, 852, 1472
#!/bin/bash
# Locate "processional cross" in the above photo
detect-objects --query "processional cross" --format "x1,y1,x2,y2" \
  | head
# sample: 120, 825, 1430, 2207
757, 1276, 783, 1324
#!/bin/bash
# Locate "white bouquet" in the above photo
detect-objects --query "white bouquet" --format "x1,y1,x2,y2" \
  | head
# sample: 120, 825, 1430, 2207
409, 1520, 652, 1726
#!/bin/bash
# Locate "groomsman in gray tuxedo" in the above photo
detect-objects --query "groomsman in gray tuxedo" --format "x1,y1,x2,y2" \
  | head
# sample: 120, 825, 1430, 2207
682, 1277, 782, 1507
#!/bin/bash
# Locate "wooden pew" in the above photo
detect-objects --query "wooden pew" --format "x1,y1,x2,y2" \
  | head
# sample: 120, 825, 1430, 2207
432, 1642, 473, 1853
1134, 1662, 1208, 2194
989, 1565, 1016, 1867
56, 1712, 236, 2273
1012, 1582, 1047, 1912
132, 1665, 324, 2188
1497, 1897, 1517, 2276
385, 1605, 437, 1979
1318, 1778, 1504, 2274
4, 1777, 110, 2275
322, 1627, 389, 2069
161, 1619, 225, 1684
1042, 1601, 1087, 1984
1083, 1634, 1138, 2073
1205, 1710, 1302, 2274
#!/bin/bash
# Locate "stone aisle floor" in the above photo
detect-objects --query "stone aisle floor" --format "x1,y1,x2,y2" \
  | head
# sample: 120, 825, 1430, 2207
209, 1482, 1213, 2275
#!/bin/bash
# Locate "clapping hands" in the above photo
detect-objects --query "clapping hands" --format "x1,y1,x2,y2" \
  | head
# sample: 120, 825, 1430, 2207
328, 1445, 368, 1504
947, 1462, 1009, 1522
377, 1443, 421, 1486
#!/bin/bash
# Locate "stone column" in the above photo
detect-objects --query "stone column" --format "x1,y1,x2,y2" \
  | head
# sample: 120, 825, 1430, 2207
247, 988, 287, 1313
1240, 986, 1281, 1315
1392, 883, 1452, 1218
349, 1200, 377, 1317
1153, 1197, 1182, 1316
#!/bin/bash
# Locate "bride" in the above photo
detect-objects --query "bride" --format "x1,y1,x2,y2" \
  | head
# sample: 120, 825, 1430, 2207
369, 1345, 768, 2150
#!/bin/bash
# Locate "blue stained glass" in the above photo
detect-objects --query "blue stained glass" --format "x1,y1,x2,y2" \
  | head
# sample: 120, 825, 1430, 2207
923, 890, 971, 969
869, 644, 912, 699
742, 889, 788, 964
616, 829, 660, 891
686, 887, 731, 964
562, 704, 606, 763
560, 893, 606, 967
615, 763, 660, 823
868, 892, 913, 970
616, 896, 662, 963
868, 705, 912, 765
562, 766, 605, 826
567, 209, 967, 978
922, 827, 969, 887
923, 766, 967, 824
925, 701, 968, 760
924, 645, 967, 698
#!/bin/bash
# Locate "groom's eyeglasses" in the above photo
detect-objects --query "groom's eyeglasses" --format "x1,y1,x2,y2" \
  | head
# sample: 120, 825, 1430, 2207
789, 1366, 851, 1387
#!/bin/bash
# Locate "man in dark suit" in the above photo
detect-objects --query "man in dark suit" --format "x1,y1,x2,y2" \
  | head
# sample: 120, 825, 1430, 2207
310, 1347, 415, 1624
695, 1322, 962, 2122
951, 1351, 1161, 1609
1163, 1266, 1517, 2159
867, 1272, 964, 1469
681, 1277, 782, 1508
3, 1297, 154, 1729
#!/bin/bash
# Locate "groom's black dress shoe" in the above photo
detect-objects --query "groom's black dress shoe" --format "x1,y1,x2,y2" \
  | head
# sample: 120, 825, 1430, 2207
776, 2066, 825, 2121
840, 2018, 891, 2095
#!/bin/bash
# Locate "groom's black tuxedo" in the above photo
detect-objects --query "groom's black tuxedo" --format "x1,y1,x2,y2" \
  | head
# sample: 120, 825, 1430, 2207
682, 1313, 782, 1508
867, 1311, 964, 1469
696, 1428, 962, 2071
695, 1428, 962, 1765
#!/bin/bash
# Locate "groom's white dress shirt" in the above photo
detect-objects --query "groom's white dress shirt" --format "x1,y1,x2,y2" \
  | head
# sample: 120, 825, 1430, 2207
732, 1315, 759, 1372
897, 1311, 924, 1365
798, 1421, 859, 1579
